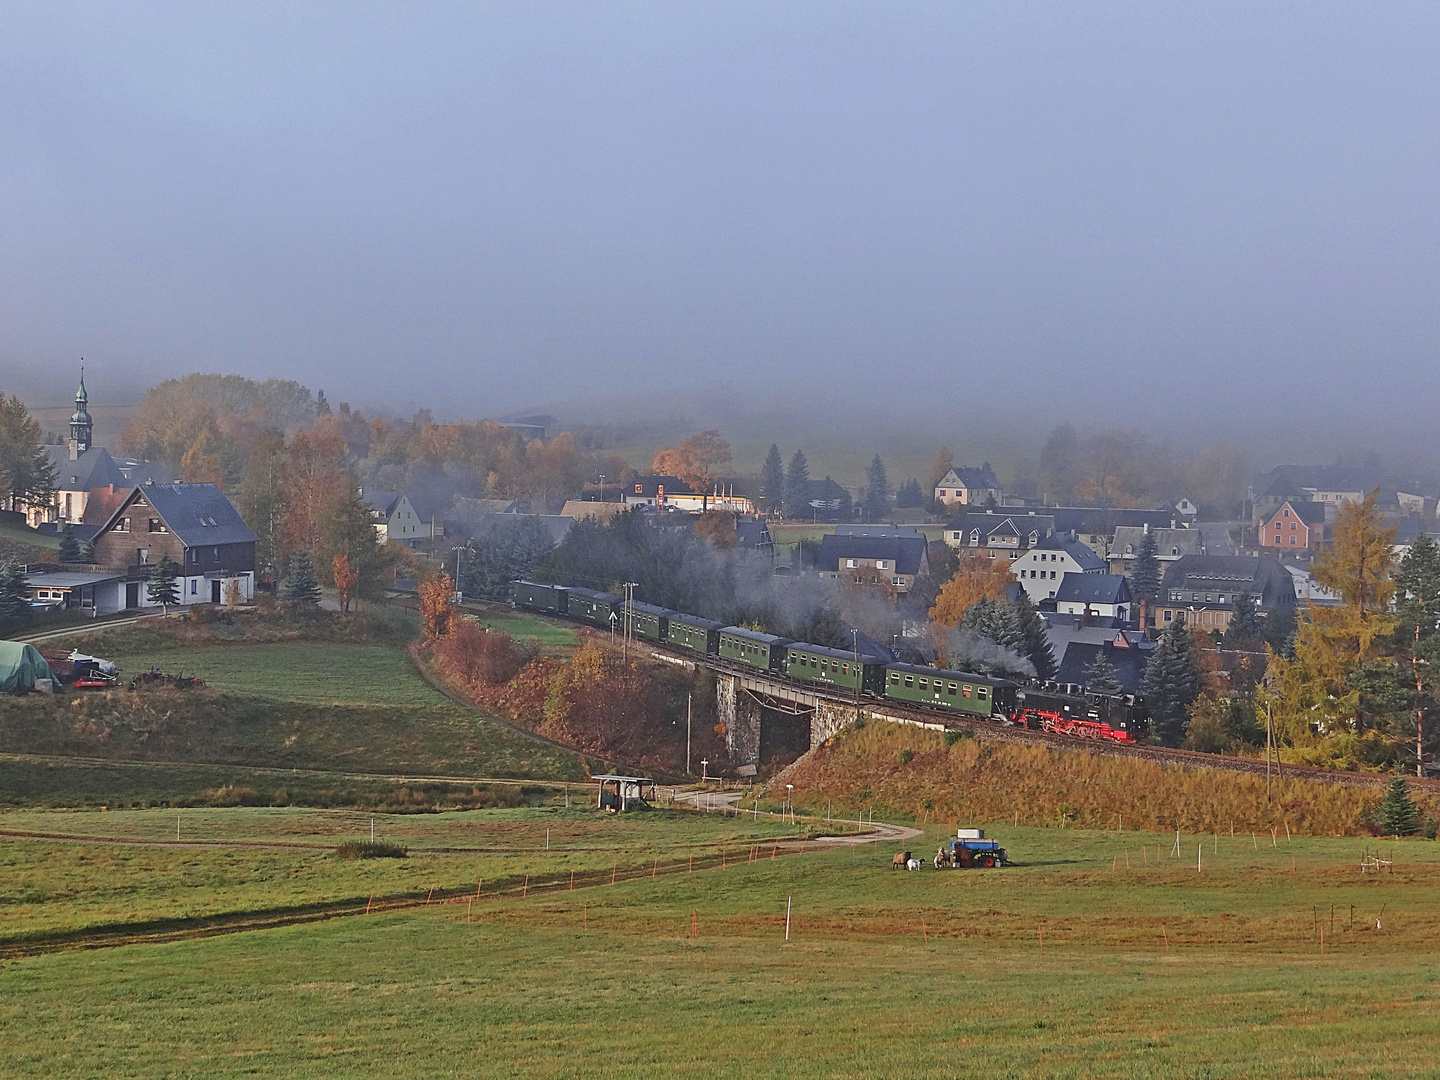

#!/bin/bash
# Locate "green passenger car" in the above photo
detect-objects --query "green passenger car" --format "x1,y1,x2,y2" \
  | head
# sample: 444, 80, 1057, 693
667, 613, 724, 654
882, 663, 1018, 719
717, 627, 791, 674
784, 643, 883, 693
567, 587, 621, 627
511, 580, 568, 614
622, 601, 672, 643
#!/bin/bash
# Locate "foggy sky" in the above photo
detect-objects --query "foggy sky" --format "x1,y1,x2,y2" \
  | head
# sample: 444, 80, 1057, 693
3, 3, 1439, 435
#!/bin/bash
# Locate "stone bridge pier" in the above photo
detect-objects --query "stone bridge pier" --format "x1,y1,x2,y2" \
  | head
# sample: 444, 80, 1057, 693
717, 675, 764, 771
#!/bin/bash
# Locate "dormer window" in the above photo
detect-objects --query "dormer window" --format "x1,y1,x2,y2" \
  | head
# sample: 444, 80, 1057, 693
970, 529, 980, 545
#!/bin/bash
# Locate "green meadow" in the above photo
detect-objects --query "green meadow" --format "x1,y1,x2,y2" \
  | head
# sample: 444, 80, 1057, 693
3, 805, 1439, 1077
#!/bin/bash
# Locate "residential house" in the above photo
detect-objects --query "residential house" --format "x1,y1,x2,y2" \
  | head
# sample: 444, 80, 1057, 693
23, 568, 129, 615
1013, 534, 1107, 602
89, 482, 258, 608
934, 466, 1001, 507
816, 533, 930, 594
1047, 507, 1184, 558
1053, 573, 1133, 622
1250, 465, 1382, 524
1154, 554, 1295, 634
360, 490, 443, 547
1107, 526, 1208, 575
1259, 499, 1328, 553
559, 500, 627, 523
622, 475, 756, 513
1053, 632, 1154, 696
943, 511, 1060, 577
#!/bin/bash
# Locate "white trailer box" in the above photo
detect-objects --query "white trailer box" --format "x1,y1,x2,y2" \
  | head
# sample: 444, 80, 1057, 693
957, 828, 985, 839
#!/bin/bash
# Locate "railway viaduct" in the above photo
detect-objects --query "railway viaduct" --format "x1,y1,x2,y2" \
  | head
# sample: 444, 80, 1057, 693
650, 648, 946, 773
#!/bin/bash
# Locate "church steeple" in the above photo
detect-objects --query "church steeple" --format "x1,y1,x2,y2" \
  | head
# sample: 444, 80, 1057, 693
69, 361, 92, 454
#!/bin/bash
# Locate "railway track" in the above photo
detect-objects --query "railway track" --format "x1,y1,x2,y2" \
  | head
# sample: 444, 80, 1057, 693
632, 631, 1440, 794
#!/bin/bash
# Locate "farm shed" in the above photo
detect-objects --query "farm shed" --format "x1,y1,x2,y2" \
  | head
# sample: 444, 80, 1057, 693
0, 642, 58, 692
594, 775, 657, 812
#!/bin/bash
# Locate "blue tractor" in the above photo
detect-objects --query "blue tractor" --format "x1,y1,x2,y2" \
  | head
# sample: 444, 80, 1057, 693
934, 829, 1008, 869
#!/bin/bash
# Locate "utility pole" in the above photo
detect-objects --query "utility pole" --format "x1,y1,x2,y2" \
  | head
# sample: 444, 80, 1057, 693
686, 692, 692, 776
852, 627, 861, 727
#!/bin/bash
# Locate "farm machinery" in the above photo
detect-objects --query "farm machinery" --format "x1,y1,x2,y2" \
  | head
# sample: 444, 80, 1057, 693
933, 829, 1007, 869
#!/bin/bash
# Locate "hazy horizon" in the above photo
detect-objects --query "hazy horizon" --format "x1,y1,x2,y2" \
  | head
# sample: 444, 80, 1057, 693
5, 4, 1440, 453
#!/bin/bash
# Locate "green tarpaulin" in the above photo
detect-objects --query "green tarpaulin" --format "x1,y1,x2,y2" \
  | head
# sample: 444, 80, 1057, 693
0, 641, 57, 691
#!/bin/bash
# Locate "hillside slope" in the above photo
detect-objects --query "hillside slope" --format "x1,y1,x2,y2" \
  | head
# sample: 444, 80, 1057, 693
772, 723, 1438, 837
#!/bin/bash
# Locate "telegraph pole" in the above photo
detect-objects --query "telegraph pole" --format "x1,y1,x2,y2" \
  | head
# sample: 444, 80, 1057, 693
686, 692, 692, 776
852, 628, 861, 727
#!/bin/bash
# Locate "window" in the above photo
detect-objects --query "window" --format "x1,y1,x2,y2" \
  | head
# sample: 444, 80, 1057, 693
919, 678, 928, 689
904, 675, 914, 687
977, 687, 988, 700
970, 530, 980, 545
115, 518, 130, 533
1125, 544, 1133, 555
962, 685, 973, 698
890, 672, 900, 684
846, 559, 857, 568
952, 532, 960, 541
989, 551, 996, 559
190, 579, 198, 595
877, 560, 887, 570
137, 548, 148, 564
1050, 571, 1057, 579
947, 683, 957, 695
892, 577, 903, 586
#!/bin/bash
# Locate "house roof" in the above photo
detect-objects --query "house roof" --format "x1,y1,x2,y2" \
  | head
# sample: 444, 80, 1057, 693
1048, 507, 1181, 535
1261, 465, 1382, 497
833, 524, 924, 538
1111, 526, 1207, 559
1034, 535, 1108, 570
805, 477, 850, 504
1054, 640, 1149, 695
101, 483, 259, 548
22, 569, 125, 588
945, 511, 1056, 545
816, 533, 929, 576
1160, 554, 1295, 610
936, 466, 1000, 490
43, 445, 128, 492
360, 489, 400, 514
734, 520, 772, 548
1261, 500, 1327, 527
1054, 573, 1132, 606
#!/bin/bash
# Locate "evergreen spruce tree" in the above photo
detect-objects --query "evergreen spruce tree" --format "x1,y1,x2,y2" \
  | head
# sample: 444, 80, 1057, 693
1084, 650, 1123, 695
146, 554, 180, 613
57, 528, 81, 563
0, 558, 30, 623
1376, 771, 1420, 836
1013, 590, 1057, 681
1222, 590, 1262, 648
894, 478, 923, 508
1130, 528, 1161, 622
760, 444, 785, 515
282, 550, 322, 607
1143, 613, 1201, 745
783, 450, 811, 520
863, 454, 889, 520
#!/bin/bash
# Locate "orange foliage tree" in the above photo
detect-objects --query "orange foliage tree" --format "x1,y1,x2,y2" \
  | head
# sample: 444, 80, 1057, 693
277, 423, 351, 560
928, 558, 1015, 627
332, 553, 359, 613
652, 431, 732, 504
419, 572, 456, 638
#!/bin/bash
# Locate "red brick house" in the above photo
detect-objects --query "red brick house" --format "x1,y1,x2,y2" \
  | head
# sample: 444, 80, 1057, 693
1260, 499, 1327, 552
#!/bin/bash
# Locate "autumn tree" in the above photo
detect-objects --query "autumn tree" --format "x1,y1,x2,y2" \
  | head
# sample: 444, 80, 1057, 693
652, 430, 732, 508
420, 572, 456, 637
332, 554, 359, 613
238, 428, 288, 580
277, 424, 351, 560
1268, 492, 1398, 752
929, 558, 1015, 628
926, 447, 955, 499
693, 510, 738, 548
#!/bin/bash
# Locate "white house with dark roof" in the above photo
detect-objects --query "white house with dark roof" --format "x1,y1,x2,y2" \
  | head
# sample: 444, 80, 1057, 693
1012, 535, 1106, 602
1053, 573, 1133, 621
934, 466, 1002, 507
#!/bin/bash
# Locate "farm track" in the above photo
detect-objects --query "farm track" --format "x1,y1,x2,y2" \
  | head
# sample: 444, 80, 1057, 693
16, 611, 165, 645
0, 829, 877, 960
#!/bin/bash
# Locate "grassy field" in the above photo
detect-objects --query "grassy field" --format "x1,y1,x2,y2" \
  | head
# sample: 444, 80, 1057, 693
2, 808, 1439, 1077
0, 613, 595, 804
458, 600, 580, 651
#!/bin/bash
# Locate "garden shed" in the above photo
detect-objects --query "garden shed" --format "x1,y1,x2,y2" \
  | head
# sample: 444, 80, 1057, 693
594, 775, 657, 812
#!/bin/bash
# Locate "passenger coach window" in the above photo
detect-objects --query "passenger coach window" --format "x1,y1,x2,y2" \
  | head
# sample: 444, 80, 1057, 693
963, 686, 972, 698
978, 687, 989, 700
947, 683, 957, 695
904, 675, 914, 687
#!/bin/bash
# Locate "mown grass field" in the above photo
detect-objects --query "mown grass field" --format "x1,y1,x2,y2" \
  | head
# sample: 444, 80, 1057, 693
0, 612, 594, 804
2, 807, 1438, 1078
458, 600, 580, 651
